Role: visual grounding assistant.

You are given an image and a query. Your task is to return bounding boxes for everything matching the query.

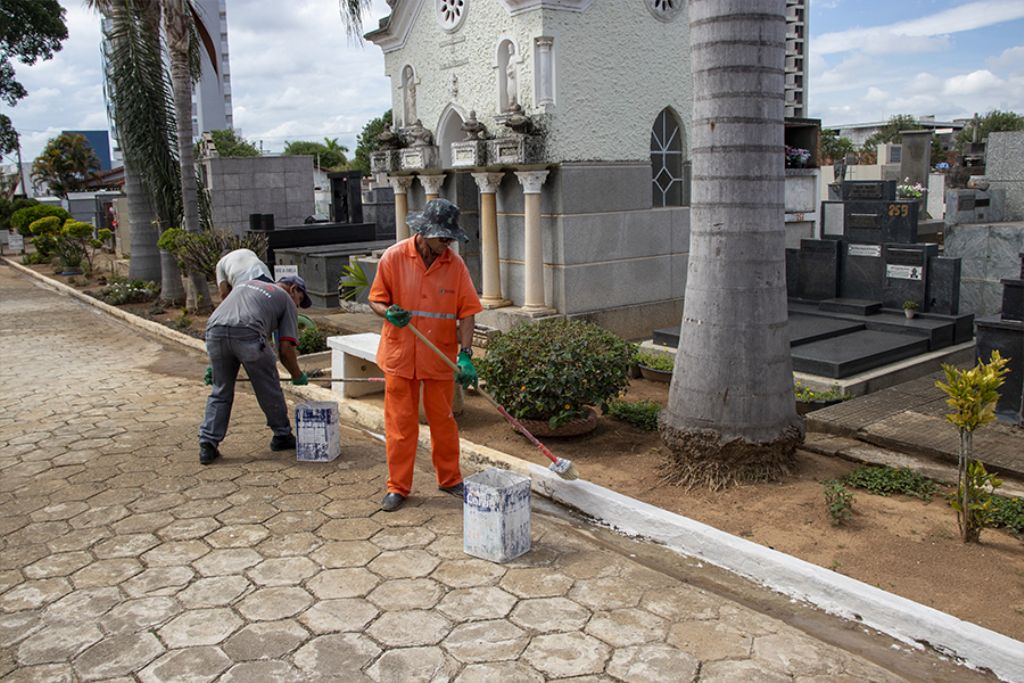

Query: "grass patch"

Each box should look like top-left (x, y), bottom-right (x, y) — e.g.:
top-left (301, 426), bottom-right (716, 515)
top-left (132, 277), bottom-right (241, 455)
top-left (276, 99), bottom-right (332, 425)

top-left (605, 398), bottom-right (660, 431)
top-left (841, 465), bottom-right (937, 501)
top-left (990, 495), bottom-right (1024, 536)
top-left (635, 351), bottom-right (674, 373)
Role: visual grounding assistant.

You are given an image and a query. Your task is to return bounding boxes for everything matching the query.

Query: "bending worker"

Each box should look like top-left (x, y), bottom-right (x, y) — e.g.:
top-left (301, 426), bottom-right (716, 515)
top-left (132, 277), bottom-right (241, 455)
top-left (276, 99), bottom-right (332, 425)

top-left (199, 275), bottom-right (312, 465)
top-left (369, 198), bottom-right (482, 512)
top-left (216, 247), bottom-right (272, 300)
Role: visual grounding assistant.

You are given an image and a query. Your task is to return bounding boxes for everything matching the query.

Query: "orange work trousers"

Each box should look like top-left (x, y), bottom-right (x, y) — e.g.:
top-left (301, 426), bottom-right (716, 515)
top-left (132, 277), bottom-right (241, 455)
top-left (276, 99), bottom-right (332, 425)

top-left (384, 373), bottom-right (462, 496)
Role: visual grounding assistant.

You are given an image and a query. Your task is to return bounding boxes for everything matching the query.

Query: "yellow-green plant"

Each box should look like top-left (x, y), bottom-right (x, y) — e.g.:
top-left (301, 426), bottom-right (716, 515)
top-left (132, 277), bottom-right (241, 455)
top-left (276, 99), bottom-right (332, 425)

top-left (935, 351), bottom-right (1010, 542)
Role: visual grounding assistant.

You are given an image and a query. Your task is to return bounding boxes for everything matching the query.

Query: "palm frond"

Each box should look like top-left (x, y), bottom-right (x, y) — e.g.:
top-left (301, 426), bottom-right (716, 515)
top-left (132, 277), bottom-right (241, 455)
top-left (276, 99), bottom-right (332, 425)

top-left (339, 0), bottom-right (373, 40)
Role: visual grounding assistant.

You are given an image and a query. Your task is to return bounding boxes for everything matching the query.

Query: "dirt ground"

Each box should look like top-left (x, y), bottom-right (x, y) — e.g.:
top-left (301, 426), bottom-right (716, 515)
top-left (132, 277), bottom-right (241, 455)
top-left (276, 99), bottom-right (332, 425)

top-left (28, 264), bottom-right (1024, 642)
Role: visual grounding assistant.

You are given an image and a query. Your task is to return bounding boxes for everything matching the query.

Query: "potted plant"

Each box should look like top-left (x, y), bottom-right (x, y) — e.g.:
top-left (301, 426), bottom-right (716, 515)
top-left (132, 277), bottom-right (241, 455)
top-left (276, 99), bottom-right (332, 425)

top-left (635, 351), bottom-right (674, 382)
top-left (794, 381), bottom-right (851, 415)
top-left (478, 319), bottom-right (633, 437)
top-left (903, 300), bottom-right (919, 319)
top-left (785, 145), bottom-right (811, 168)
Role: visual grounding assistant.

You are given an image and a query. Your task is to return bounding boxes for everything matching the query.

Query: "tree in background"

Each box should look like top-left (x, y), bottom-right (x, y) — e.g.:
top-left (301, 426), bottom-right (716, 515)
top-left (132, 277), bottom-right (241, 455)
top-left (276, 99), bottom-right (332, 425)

top-left (31, 133), bottom-right (100, 198)
top-left (955, 110), bottom-right (1024, 150)
top-left (283, 138), bottom-right (349, 170)
top-left (819, 130), bottom-right (855, 165)
top-left (203, 128), bottom-right (260, 157)
top-left (0, 0), bottom-right (68, 106)
top-left (352, 110), bottom-right (393, 175)
top-left (860, 114), bottom-right (921, 158)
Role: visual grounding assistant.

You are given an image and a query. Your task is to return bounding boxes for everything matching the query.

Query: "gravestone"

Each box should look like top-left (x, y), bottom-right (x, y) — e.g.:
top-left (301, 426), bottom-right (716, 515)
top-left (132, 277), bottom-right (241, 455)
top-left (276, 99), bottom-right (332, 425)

top-left (839, 242), bottom-right (884, 301)
top-left (899, 130), bottom-right (932, 189)
top-left (881, 243), bottom-right (937, 309)
top-left (796, 239), bottom-right (839, 300)
top-left (821, 201), bottom-right (844, 237)
top-left (976, 254), bottom-right (1024, 423)
top-left (328, 171), bottom-right (364, 224)
top-left (925, 256), bottom-right (962, 316)
top-left (840, 180), bottom-right (896, 201)
top-left (843, 200), bottom-right (918, 244)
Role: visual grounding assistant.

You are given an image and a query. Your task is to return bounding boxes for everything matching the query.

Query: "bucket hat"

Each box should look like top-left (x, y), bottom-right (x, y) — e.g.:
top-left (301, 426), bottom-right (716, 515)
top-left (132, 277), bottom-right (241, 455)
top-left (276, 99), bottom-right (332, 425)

top-left (277, 274), bottom-right (312, 308)
top-left (407, 198), bottom-right (469, 243)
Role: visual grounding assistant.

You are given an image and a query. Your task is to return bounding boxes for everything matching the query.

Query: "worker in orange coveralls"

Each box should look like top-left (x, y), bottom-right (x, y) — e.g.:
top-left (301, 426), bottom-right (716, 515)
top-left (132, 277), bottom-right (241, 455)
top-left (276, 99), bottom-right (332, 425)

top-left (369, 198), bottom-right (483, 512)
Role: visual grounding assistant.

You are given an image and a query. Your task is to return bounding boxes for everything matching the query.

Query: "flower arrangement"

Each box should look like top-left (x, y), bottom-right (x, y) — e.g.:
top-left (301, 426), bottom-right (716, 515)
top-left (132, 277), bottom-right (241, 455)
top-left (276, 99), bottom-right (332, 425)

top-left (896, 178), bottom-right (925, 199)
top-left (785, 145), bottom-right (811, 168)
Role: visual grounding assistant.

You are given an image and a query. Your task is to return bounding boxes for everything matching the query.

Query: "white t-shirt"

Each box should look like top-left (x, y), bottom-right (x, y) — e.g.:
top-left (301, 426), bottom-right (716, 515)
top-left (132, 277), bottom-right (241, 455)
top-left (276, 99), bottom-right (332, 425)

top-left (215, 249), bottom-right (271, 287)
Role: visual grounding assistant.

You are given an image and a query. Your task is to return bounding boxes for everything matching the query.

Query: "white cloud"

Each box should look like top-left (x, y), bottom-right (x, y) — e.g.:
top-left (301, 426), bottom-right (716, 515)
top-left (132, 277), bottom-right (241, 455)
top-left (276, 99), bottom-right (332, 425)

top-left (907, 72), bottom-right (943, 95)
top-left (863, 86), bottom-right (889, 103)
top-left (988, 45), bottom-right (1024, 72)
top-left (942, 69), bottom-right (1006, 96)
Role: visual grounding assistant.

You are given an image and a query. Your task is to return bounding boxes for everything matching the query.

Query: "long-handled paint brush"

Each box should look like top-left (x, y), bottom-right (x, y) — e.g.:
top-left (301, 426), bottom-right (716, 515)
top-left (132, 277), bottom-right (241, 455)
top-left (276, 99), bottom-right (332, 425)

top-left (221, 376), bottom-right (385, 384)
top-left (405, 322), bottom-right (580, 481)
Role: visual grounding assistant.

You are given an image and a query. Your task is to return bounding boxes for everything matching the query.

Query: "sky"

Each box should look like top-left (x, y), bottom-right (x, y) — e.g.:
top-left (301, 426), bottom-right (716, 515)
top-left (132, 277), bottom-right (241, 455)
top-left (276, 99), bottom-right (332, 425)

top-left (3, 0), bottom-right (1023, 166)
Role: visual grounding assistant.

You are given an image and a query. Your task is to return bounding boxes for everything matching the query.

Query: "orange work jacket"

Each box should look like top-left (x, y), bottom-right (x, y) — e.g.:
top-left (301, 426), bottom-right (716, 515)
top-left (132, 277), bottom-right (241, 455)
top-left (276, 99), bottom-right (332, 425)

top-left (369, 237), bottom-right (483, 380)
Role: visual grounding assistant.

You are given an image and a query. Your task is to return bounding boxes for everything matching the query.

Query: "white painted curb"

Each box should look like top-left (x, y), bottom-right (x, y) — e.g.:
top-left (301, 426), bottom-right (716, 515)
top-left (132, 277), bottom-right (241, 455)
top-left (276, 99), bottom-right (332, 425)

top-left (9, 257), bottom-right (1023, 682)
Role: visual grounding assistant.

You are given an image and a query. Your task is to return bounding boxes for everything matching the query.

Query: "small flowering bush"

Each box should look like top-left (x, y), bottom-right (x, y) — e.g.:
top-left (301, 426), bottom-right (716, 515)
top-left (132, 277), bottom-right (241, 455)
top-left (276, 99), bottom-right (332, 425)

top-left (785, 145), bottom-right (811, 167)
top-left (478, 319), bottom-right (633, 429)
top-left (896, 177), bottom-right (925, 199)
top-left (95, 277), bottom-right (159, 305)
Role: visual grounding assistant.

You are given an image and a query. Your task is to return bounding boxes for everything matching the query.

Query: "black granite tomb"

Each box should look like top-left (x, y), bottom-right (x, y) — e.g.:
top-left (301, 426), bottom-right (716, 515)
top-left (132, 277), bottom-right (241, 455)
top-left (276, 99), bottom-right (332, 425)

top-left (838, 241), bottom-right (884, 301)
top-left (328, 171), bottom-right (364, 224)
top-left (881, 243), bottom-right (937, 309)
top-left (843, 200), bottom-right (918, 244)
top-left (796, 239), bottom-right (839, 301)
top-left (251, 222), bottom-right (378, 266)
top-left (925, 256), bottom-right (962, 316)
top-left (791, 329), bottom-right (929, 378)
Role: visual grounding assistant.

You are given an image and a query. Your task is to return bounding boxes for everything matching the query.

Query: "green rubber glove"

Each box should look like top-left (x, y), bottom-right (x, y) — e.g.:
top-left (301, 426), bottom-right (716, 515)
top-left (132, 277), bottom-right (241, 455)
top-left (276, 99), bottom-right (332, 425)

top-left (291, 372), bottom-right (309, 386)
top-left (385, 304), bottom-right (412, 328)
top-left (455, 350), bottom-right (478, 389)
top-left (204, 366), bottom-right (213, 386)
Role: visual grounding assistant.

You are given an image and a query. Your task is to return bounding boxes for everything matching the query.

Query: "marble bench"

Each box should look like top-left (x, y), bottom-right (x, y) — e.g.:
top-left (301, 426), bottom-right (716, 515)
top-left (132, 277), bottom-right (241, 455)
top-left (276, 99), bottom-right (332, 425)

top-left (327, 333), bottom-right (384, 398)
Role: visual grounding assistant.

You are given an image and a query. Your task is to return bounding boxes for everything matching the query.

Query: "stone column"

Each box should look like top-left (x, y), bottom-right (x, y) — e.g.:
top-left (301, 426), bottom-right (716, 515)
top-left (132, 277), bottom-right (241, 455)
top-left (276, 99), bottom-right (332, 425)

top-left (388, 175), bottom-right (414, 242)
top-left (419, 174), bottom-right (446, 202)
top-left (472, 172), bottom-right (509, 308)
top-left (535, 37), bottom-right (555, 107)
top-left (515, 170), bottom-right (550, 311)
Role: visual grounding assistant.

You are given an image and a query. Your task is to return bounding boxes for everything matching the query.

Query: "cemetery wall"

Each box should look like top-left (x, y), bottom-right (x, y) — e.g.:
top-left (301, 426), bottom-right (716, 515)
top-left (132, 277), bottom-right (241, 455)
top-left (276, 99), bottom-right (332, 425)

top-left (945, 222), bottom-right (1024, 317)
top-left (205, 156), bottom-right (314, 234)
top-left (986, 132), bottom-right (1024, 221)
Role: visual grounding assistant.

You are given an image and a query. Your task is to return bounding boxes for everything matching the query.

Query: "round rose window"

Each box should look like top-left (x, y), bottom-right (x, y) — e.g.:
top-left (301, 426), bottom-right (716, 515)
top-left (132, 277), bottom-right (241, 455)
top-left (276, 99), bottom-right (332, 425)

top-left (437, 0), bottom-right (467, 31)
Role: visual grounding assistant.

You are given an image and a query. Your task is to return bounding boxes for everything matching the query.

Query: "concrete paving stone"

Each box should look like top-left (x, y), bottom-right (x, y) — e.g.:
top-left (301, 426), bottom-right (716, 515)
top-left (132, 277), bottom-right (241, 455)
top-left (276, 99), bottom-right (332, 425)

top-left (556, 548), bottom-right (624, 580)
top-left (366, 645), bottom-right (459, 683)
top-left (141, 540), bottom-right (210, 566)
top-left (24, 552), bottom-right (93, 579)
top-left (499, 567), bottom-right (574, 598)
top-left (307, 568), bottom-right (380, 599)
top-left (272, 493), bottom-right (329, 512)
top-left (192, 548), bottom-right (262, 576)
top-left (366, 610), bottom-right (452, 647)
top-left (321, 498), bottom-right (381, 519)
top-left (16, 623), bottom-right (103, 666)
top-left (184, 481), bottom-right (238, 500)
top-left (299, 598), bottom-right (379, 634)
top-left (41, 587), bottom-right (121, 626)
top-left (221, 619), bottom-right (309, 661)
top-left (293, 633), bottom-right (381, 675)
top-left (585, 608), bottom-right (668, 648)
top-left (666, 619), bottom-right (751, 660)
top-left (310, 541), bottom-right (381, 568)
top-left (717, 604), bottom-right (783, 636)
top-left (29, 502), bottom-right (89, 522)
top-left (2, 663), bottom-right (75, 683)
top-left (0, 611), bottom-right (42, 648)
top-left (86, 488), bottom-right (143, 508)
top-left (370, 526), bottom-right (436, 551)
top-left (442, 619), bottom-right (529, 663)
top-left (158, 607), bottom-right (242, 647)
top-left (69, 557), bottom-right (141, 589)
top-left (522, 632), bottom-right (611, 679)
top-left (219, 660), bottom-right (304, 683)
top-left (640, 586), bottom-right (720, 622)
top-left (156, 517), bottom-right (219, 541)
top-left (205, 524), bottom-right (270, 548)
top-left (510, 597), bottom-right (591, 633)
top-left (129, 493), bottom-right (188, 514)
top-left (247, 557), bottom-right (319, 586)
top-left (752, 631), bottom-right (845, 677)
top-left (172, 499), bottom-right (232, 519)
top-left (237, 586), bottom-right (313, 621)
top-left (263, 510), bottom-right (326, 534)
top-left (111, 512), bottom-right (175, 535)
top-left (8, 522), bottom-right (70, 547)
top-left (194, 465), bottom-right (246, 483)
top-left (0, 578), bottom-right (72, 611)
top-left (366, 578), bottom-right (445, 611)
top-left (454, 661), bottom-right (545, 683)
top-left (235, 472), bottom-right (288, 488)
top-left (0, 515), bottom-right (29, 537)
top-left (92, 533), bottom-right (160, 559)
top-left (370, 506), bottom-right (435, 528)
top-left (255, 531), bottom-right (321, 558)
top-left (121, 566), bottom-right (194, 597)
top-left (319, 517), bottom-right (383, 541)
top-left (72, 632), bottom-right (165, 681)
top-left (833, 655), bottom-right (907, 682)
top-left (569, 576), bottom-right (645, 611)
top-left (423, 535), bottom-right (464, 560)
top-left (699, 659), bottom-right (791, 683)
top-left (367, 550), bottom-right (440, 579)
top-left (437, 586), bottom-right (518, 622)
top-left (100, 596), bottom-right (181, 635)
top-left (430, 559), bottom-right (507, 589)
top-left (605, 643), bottom-right (701, 683)
top-left (177, 575), bottom-right (251, 608)
top-left (502, 540), bottom-right (562, 569)
top-left (142, 477), bottom-right (199, 495)
top-left (279, 477), bottom-right (331, 494)
top-left (138, 645), bottom-right (232, 683)
top-left (0, 570), bottom-right (22, 594)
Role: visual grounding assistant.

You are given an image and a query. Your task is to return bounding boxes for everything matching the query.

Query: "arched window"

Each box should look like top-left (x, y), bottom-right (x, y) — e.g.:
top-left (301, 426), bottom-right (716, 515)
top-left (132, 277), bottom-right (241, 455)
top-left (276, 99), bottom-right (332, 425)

top-left (651, 108), bottom-right (688, 207)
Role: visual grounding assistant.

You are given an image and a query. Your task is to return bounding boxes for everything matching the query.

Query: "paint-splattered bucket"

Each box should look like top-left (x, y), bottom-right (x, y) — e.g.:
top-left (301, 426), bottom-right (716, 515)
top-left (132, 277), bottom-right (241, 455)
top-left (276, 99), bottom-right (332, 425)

top-left (463, 468), bottom-right (531, 563)
top-left (295, 402), bottom-right (341, 462)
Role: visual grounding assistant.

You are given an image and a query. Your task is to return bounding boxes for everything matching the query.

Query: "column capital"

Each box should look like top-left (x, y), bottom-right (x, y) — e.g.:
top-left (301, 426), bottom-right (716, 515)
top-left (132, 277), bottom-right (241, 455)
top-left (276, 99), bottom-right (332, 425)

top-left (514, 170), bottom-right (549, 194)
top-left (535, 36), bottom-right (554, 50)
top-left (418, 173), bottom-right (447, 196)
top-left (388, 175), bottom-right (414, 194)
top-left (471, 172), bottom-right (504, 194)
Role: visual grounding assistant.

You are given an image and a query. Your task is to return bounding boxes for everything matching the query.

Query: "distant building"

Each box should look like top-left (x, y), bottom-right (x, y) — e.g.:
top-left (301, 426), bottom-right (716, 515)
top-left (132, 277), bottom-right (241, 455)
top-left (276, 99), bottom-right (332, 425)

top-left (63, 130), bottom-right (112, 171)
top-left (825, 117), bottom-right (965, 148)
top-left (785, 0), bottom-right (809, 118)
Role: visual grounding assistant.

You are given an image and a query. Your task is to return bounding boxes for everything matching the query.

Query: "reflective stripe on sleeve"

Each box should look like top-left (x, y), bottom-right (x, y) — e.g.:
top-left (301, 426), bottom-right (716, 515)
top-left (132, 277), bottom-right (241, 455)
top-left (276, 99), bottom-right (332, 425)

top-left (409, 310), bottom-right (458, 320)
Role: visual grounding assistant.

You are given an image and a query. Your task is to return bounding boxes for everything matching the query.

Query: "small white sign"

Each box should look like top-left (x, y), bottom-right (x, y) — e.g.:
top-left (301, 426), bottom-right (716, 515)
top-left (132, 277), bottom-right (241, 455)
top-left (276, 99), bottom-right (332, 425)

top-left (886, 264), bottom-right (923, 281)
top-left (274, 264), bottom-right (298, 281)
top-left (7, 231), bottom-right (24, 253)
top-left (848, 244), bottom-right (881, 258)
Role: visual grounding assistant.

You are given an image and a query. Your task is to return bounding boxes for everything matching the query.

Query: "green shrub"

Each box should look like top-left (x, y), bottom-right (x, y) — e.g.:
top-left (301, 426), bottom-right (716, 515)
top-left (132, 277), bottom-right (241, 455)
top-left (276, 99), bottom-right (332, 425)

top-left (479, 319), bottom-right (633, 429)
top-left (298, 326), bottom-right (328, 355)
top-left (990, 495), bottom-right (1024, 536)
top-left (794, 381), bottom-right (851, 403)
top-left (605, 398), bottom-right (661, 431)
top-left (949, 460), bottom-right (1003, 542)
top-left (841, 465), bottom-right (937, 501)
top-left (635, 351), bottom-right (674, 372)
top-left (823, 479), bottom-right (854, 526)
top-left (95, 277), bottom-right (158, 305)
top-left (162, 229), bottom-right (270, 278)
top-left (339, 261), bottom-right (369, 301)
top-left (10, 204), bottom-right (69, 236)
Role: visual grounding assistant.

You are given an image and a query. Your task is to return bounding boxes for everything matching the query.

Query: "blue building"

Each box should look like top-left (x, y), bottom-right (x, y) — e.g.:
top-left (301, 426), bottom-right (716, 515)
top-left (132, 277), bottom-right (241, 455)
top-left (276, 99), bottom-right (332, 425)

top-left (63, 130), bottom-right (112, 171)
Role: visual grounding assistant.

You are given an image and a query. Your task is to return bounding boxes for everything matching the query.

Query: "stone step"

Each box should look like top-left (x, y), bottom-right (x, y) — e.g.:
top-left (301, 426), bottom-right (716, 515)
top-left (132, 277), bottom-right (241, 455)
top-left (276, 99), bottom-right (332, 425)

top-left (791, 329), bottom-right (930, 379)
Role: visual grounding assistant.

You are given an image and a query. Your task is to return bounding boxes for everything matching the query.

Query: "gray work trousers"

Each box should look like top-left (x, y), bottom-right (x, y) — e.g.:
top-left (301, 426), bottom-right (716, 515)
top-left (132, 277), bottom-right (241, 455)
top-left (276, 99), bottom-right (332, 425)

top-left (199, 325), bottom-right (292, 446)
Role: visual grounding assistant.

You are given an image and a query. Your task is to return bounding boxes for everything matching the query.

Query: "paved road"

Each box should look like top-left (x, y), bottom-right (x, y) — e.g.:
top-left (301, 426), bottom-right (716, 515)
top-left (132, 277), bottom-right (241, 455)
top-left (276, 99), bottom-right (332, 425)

top-left (0, 264), bottom-right (986, 682)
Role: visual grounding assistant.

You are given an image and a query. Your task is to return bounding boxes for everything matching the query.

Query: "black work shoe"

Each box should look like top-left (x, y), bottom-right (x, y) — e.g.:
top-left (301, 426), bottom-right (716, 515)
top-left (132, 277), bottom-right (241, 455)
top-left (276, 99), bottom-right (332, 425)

top-left (270, 433), bottom-right (296, 451)
top-left (439, 482), bottom-right (465, 497)
top-left (380, 492), bottom-right (406, 512)
top-left (199, 442), bottom-right (221, 465)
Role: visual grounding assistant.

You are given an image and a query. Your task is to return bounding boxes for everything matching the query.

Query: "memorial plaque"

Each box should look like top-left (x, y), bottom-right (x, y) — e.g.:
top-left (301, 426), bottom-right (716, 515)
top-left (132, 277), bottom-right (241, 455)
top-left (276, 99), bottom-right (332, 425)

top-left (796, 239), bottom-right (839, 301)
top-left (840, 180), bottom-right (896, 201)
top-left (843, 200), bottom-right (918, 244)
top-left (821, 201), bottom-right (844, 237)
top-left (399, 146), bottom-right (439, 171)
top-left (369, 149), bottom-right (399, 174)
top-left (486, 135), bottom-right (544, 165)
top-left (839, 241), bottom-right (884, 301)
top-left (881, 243), bottom-right (937, 309)
top-left (926, 256), bottom-right (961, 315)
top-left (451, 140), bottom-right (487, 168)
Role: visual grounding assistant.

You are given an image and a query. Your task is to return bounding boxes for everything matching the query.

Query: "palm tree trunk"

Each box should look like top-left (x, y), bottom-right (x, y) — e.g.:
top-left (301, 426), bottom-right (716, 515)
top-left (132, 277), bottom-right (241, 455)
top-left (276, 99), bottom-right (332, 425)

top-left (160, 249), bottom-right (185, 305)
top-left (124, 160), bottom-right (161, 282)
top-left (659, 0), bottom-right (801, 489)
